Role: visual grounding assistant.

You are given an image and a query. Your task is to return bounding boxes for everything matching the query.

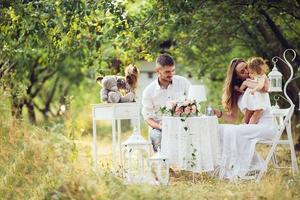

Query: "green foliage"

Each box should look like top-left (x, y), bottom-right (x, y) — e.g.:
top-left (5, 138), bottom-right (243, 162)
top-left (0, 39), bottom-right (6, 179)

top-left (0, 0), bottom-right (140, 122)
top-left (1, 0), bottom-right (299, 123)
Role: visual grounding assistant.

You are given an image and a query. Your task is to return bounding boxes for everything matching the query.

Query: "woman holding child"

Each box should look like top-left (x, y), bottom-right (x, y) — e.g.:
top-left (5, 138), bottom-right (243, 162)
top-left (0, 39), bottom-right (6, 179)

top-left (213, 58), bottom-right (277, 181)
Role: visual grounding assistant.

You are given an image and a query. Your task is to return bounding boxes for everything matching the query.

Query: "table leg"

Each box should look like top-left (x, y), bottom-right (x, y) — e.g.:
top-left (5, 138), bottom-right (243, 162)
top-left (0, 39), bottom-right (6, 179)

top-left (128, 149), bottom-right (132, 182)
top-left (112, 119), bottom-right (116, 174)
top-left (137, 116), bottom-right (141, 135)
top-left (117, 119), bottom-right (122, 169)
top-left (93, 119), bottom-right (97, 170)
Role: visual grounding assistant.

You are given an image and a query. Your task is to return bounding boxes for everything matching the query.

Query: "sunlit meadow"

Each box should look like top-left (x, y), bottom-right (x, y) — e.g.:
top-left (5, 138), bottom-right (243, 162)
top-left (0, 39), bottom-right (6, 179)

top-left (0, 83), bottom-right (299, 200)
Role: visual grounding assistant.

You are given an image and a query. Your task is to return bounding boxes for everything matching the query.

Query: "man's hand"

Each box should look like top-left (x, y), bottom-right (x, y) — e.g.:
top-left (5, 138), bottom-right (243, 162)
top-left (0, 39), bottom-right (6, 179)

top-left (158, 121), bottom-right (162, 130)
top-left (146, 118), bottom-right (162, 130)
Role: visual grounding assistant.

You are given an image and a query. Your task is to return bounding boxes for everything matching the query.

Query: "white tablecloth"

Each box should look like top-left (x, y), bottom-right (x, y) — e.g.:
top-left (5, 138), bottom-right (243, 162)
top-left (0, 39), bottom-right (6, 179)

top-left (161, 116), bottom-right (220, 172)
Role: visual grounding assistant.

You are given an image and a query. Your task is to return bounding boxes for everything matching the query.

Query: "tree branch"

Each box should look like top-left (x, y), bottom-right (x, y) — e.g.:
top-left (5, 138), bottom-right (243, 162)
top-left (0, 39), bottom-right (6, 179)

top-left (44, 76), bottom-right (60, 112)
top-left (266, 4), bottom-right (300, 20)
top-left (259, 9), bottom-right (300, 66)
top-left (0, 60), bottom-right (16, 79)
top-left (31, 69), bottom-right (57, 98)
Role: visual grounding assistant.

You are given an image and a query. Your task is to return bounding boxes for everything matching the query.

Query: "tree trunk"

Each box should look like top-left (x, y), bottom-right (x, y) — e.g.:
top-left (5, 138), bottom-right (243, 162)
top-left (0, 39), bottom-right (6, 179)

top-left (11, 93), bottom-right (24, 119)
top-left (256, 16), bottom-right (300, 107)
top-left (42, 76), bottom-right (60, 120)
top-left (57, 84), bottom-right (71, 116)
top-left (240, 22), bottom-right (270, 59)
top-left (25, 100), bottom-right (36, 124)
top-left (259, 9), bottom-right (300, 67)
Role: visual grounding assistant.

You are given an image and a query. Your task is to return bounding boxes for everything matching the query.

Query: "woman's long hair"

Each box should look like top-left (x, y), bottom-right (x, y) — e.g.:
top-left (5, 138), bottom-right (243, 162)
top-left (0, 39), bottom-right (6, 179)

top-left (222, 58), bottom-right (245, 113)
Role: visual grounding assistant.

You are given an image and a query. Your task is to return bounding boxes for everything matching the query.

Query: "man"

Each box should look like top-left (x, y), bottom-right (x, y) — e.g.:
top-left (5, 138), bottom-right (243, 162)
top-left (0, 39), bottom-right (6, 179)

top-left (142, 53), bottom-right (191, 152)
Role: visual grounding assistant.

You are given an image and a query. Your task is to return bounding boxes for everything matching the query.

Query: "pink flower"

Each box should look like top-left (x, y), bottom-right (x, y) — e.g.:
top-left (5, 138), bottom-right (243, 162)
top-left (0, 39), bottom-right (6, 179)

top-left (175, 107), bottom-right (183, 115)
top-left (184, 106), bottom-right (191, 114)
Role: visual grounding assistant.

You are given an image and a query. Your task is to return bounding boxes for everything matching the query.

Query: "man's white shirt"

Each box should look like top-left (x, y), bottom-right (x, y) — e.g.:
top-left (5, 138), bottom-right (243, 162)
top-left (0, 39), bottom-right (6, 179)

top-left (142, 75), bottom-right (191, 122)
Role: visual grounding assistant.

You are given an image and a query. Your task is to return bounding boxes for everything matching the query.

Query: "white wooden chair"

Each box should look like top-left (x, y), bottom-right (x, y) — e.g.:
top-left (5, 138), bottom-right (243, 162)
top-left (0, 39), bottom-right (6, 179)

top-left (255, 106), bottom-right (299, 182)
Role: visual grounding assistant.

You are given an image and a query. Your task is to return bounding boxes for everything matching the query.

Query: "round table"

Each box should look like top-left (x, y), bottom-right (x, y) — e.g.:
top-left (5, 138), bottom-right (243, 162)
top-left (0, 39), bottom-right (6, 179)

top-left (161, 116), bottom-right (220, 172)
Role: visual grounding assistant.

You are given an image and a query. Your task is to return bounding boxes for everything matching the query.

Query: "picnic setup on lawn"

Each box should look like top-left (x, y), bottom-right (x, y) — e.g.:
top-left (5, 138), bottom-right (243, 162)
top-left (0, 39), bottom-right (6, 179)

top-left (92, 49), bottom-right (300, 185)
top-left (2, 1), bottom-right (300, 199)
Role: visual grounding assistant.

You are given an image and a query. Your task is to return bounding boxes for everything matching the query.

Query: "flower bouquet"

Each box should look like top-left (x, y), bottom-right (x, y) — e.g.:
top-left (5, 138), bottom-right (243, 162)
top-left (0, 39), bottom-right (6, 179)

top-left (159, 98), bottom-right (199, 117)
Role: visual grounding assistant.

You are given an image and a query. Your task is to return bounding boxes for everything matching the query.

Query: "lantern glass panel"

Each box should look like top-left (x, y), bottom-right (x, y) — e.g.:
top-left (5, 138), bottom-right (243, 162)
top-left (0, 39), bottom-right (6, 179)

top-left (277, 78), bottom-right (282, 88)
top-left (149, 160), bottom-right (169, 185)
top-left (271, 79), bottom-right (276, 87)
top-left (123, 147), bottom-right (149, 183)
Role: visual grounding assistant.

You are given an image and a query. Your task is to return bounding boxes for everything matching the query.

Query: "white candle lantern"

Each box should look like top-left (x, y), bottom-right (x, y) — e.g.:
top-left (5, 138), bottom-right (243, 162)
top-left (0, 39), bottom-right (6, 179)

top-left (148, 149), bottom-right (170, 185)
top-left (268, 64), bottom-right (283, 92)
top-left (188, 85), bottom-right (207, 102)
top-left (122, 127), bottom-right (152, 184)
top-left (188, 85), bottom-right (207, 114)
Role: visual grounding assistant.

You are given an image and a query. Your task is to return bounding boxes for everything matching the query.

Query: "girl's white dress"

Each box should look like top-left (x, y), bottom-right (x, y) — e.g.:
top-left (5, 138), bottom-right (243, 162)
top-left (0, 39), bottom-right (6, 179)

top-left (239, 75), bottom-right (271, 111)
top-left (218, 95), bottom-right (276, 181)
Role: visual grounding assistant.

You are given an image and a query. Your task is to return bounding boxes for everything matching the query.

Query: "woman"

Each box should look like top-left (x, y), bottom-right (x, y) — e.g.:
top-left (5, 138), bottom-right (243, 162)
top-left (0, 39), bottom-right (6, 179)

top-left (213, 58), bottom-right (277, 181)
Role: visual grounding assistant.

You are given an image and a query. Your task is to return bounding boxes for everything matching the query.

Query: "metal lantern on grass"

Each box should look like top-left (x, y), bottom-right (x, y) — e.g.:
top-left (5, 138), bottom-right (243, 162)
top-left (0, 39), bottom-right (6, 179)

top-left (148, 149), bottom-right (170, 185)
top-left (268, 64), bottom-right (283, 92)
top-left (122, 127), bottom-right (152, 184)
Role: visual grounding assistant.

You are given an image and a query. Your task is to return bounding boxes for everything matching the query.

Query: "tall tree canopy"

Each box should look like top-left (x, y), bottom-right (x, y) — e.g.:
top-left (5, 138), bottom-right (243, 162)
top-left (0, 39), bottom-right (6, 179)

top-left (1, 0), bottom-right (299, 129)
top-left (0, 0), bottom-right (135, 122)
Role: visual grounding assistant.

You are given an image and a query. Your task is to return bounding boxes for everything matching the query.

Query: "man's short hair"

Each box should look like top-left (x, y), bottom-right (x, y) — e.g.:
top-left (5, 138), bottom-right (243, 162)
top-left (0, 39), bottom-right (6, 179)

top-left (156, 53), bottom-right (174, 67)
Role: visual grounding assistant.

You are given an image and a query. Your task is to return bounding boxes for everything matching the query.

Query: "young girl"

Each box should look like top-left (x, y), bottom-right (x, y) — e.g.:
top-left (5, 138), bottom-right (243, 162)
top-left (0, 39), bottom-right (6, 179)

top-left (239, 57), bottom-right (271, 124)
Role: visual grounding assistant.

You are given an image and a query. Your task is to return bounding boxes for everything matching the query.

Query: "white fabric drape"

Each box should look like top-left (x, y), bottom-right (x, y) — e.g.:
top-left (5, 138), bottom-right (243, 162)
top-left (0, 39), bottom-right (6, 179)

top-left (218, 97), bottom-right (277, 180)
top-left (161, 116), bottom-right (220, 172)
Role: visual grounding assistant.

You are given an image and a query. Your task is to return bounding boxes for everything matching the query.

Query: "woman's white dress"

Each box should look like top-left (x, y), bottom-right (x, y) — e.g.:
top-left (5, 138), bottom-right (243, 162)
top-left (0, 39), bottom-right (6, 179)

top-left (239, 76), bottom-right (271, 111)
top-left (218, 96), bottom-right (277, 181)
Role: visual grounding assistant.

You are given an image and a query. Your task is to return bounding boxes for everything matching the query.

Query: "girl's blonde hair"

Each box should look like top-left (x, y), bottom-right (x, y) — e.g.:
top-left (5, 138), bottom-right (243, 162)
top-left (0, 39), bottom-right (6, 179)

top-left (125, 64), bottom-right (139, 92)
top-left (247, 57), bottom-right (268, 75)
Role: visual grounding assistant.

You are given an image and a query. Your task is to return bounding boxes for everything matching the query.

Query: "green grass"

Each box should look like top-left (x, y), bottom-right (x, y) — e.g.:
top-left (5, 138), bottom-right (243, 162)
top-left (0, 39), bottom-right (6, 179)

top-left (1, 91), bottom-right (300, 200)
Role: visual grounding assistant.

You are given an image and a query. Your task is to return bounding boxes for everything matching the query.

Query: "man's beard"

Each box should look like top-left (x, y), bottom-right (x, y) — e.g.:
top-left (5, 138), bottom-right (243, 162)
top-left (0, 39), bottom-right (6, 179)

top-left (162, 76), bottom-right (172, 83)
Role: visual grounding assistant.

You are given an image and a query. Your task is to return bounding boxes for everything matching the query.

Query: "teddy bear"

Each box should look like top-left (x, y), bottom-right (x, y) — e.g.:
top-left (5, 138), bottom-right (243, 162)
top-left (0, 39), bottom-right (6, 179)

top-left (96, 65), bottom-right (139, 103)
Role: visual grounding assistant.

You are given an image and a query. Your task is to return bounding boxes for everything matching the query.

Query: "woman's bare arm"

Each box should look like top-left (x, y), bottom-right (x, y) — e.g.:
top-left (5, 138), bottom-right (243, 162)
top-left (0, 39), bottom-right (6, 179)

top-left (261, 78), bottom-right (269, 92)
top-left (213, 107), bottom-right (239, 123)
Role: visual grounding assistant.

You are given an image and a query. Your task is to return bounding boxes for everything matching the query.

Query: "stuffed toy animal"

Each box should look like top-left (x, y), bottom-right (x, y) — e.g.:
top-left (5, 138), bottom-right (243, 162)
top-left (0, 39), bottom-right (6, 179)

top-left (96, 65), bottom-right (139, 103)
